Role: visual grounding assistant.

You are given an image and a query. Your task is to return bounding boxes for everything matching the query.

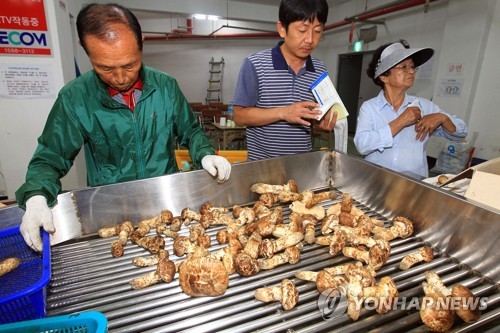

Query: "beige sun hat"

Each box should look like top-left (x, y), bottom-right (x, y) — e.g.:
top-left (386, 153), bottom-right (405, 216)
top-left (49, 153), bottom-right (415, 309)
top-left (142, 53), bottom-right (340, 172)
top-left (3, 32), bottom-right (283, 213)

top-left (374, 42), bottom-right (434, 79)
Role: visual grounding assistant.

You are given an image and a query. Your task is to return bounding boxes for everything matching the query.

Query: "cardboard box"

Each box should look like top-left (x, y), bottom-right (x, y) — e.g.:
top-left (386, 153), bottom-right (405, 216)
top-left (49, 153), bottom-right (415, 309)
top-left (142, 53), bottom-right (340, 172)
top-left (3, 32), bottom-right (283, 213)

top-left (440, 157), bottom-right (500, 210)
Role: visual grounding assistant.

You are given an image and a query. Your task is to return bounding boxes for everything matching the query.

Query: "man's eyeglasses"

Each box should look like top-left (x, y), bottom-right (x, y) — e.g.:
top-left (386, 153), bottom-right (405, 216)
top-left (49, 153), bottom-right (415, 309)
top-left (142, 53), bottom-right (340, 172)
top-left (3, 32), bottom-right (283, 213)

top-left (393, 65), bottom-right (418, 72)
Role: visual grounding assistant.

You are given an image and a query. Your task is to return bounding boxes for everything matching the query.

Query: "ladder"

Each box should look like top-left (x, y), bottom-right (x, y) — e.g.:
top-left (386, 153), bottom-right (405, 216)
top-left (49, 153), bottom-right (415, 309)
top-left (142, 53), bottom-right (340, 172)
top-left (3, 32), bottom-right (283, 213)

top-left (205, 57), bottom-right (224, 104)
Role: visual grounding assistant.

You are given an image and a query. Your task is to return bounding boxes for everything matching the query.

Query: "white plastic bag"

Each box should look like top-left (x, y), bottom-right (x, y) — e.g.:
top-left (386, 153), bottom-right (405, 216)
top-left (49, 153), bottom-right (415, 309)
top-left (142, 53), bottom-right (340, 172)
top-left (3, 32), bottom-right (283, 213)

top-left (430, 135), bottom-right (476, 174)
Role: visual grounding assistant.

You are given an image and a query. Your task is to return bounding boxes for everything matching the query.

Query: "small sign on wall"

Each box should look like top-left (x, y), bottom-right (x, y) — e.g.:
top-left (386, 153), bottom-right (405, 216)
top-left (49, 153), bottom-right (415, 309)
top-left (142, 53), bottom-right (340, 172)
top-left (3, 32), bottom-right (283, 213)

top-left (446, 63), bottom-right (465, 76)
top-left (438, 78), bottom-right (464, 97)
top-left (0, 63), bottom-right (55, 98)
top-left (0, 0), bottom-right (52, 56)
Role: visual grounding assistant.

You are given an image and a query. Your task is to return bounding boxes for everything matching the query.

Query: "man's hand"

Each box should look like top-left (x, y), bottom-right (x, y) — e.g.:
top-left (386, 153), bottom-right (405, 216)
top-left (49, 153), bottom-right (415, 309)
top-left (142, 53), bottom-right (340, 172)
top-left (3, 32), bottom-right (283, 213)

top-left (20, 195), bottom-right (55, 252)
top-left (314, 110), bottom-right (339, 131)
top-left (201, 155), bottom-right (231, 183)
top-left (281, 101), bottom-right (322, 126)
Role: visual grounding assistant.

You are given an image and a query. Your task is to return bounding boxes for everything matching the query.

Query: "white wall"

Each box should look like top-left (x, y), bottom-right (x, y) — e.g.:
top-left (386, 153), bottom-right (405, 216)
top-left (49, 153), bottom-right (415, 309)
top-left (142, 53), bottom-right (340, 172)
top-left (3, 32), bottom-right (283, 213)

top-left (450, 0), bottom-right (500, 160)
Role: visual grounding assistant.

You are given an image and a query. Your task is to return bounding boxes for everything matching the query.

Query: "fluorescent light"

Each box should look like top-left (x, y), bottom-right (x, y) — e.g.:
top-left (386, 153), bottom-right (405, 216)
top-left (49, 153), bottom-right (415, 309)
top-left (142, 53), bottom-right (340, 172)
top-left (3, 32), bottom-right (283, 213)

top-left (193, 14), bottom-right (207, 20)
top-left (207, 15), bottom-right (219, 21)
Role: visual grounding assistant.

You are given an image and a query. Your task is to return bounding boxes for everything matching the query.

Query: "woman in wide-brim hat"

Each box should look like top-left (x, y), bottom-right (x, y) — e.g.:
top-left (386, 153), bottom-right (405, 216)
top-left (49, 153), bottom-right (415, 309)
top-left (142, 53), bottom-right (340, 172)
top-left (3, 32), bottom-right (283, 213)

top-left (353, 42), bottom-right (468, 178)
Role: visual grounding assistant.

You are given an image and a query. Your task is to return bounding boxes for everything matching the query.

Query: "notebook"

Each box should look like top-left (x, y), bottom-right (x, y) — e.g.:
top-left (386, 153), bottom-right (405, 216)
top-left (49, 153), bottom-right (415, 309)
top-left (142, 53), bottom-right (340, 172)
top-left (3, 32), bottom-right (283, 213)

top-left (310, 72), bottom-right (349, 122)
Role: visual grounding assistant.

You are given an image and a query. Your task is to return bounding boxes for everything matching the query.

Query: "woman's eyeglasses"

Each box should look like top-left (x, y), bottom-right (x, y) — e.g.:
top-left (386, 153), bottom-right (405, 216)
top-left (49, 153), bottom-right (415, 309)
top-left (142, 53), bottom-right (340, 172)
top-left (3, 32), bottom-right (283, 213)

top-left (393, 65), bottom-right (418, 72)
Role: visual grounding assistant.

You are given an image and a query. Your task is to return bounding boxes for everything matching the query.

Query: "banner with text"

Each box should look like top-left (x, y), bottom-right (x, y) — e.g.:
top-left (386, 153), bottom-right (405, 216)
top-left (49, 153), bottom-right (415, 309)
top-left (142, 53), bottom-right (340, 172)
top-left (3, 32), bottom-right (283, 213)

top-left (0, 0), bottom-right (52, 56)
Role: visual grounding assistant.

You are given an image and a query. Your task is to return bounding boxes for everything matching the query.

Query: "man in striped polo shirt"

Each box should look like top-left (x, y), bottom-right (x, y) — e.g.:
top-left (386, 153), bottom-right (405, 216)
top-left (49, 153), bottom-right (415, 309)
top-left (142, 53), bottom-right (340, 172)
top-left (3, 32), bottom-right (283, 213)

top-left (233, 0), bottom-right (344, 161)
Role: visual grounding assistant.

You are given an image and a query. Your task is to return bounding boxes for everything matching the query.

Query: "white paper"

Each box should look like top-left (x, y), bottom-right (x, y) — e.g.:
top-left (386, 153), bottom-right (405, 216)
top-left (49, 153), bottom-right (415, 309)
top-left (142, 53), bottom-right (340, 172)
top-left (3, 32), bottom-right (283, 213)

top-left (310, 72), bottom-right (349, 121)
top-left (0, 63), bottom-right (55, 99)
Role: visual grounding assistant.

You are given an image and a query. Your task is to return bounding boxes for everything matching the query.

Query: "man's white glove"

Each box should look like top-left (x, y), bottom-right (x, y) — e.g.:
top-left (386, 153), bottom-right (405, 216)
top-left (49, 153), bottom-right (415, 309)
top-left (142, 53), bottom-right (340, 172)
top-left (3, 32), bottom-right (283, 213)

top-left (201, 155), bottom-right (231, 183)
top-left (20, 195), bottom-right (55, 252)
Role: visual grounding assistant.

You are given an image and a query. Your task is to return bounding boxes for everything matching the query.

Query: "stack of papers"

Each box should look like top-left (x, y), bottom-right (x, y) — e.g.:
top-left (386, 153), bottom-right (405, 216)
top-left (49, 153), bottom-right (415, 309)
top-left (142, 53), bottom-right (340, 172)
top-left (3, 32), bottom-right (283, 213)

top-left (310, 72), bottom-right (349, 122)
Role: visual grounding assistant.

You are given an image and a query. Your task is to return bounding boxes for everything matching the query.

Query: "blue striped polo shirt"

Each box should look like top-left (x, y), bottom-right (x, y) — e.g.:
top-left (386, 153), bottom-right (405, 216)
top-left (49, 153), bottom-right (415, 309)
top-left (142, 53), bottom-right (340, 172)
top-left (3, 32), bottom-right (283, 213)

top-left (233, 41), bottom-right (327, 161)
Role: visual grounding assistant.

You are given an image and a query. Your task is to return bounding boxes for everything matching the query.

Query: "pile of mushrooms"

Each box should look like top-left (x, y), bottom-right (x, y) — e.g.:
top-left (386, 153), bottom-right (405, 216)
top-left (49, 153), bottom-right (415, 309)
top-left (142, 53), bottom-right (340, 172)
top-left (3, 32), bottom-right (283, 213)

top-left (96, 178), bottom-right (472, 327)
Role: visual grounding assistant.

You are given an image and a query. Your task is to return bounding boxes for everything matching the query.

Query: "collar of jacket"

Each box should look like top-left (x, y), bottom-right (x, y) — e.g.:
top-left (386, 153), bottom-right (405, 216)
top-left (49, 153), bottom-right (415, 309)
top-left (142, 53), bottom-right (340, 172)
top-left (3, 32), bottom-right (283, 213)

top-left (271, 40), bottom-right (316, 72)
top-left (96, 65), bottom-right (156, 109)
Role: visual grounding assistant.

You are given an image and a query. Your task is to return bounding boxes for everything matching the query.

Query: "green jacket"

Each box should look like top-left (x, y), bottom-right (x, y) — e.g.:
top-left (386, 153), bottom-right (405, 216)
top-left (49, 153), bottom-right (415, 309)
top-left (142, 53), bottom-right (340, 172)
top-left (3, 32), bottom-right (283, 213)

top-left (16, 65), bottom-right (214, 209)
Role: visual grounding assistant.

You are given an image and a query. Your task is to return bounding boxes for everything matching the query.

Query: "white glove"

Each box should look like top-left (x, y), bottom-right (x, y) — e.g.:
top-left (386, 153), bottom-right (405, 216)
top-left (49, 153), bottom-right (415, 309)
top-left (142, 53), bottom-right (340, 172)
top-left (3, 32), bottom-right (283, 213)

top-left (20, 195), bottom-right (55, 252)
top-left (201, 155), bottom-right (231, 183)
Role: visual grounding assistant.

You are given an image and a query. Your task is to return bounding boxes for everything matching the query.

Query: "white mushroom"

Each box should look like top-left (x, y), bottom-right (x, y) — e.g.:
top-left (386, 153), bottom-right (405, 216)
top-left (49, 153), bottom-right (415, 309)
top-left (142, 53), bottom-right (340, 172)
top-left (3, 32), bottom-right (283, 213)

top-left (289, 200), bottom-right (325, 220)
top-left (257, 246), bottom-right (301, 270)
top-left (254, 279), bottom-right (299, 311)
top-left (399, 246), bottom-right (434, 270)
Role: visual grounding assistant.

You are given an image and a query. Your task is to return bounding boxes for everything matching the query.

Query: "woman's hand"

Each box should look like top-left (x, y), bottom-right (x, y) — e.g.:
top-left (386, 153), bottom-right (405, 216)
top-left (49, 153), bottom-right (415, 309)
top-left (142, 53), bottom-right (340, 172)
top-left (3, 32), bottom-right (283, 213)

top-left (402, 106), bottom-right (422, 126)
top-left (414, 113), bottom-right (452, 141)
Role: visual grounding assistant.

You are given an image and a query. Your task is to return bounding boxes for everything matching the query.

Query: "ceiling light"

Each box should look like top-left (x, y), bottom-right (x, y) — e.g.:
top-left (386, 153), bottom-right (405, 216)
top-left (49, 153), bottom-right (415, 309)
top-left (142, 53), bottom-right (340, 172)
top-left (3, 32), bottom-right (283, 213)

top-left (207, 15), bottom-right (219, 21)
top-left (193, 14), bottom-right (207, 20)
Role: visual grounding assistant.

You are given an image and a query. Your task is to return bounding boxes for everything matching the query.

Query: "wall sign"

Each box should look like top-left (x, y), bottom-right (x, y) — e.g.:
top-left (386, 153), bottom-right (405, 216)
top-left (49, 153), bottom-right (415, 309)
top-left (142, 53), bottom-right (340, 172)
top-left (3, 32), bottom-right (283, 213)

top-left (0, 63), bottom-right (55, 98)
top-left (0, 0), bottom-right (52, 56)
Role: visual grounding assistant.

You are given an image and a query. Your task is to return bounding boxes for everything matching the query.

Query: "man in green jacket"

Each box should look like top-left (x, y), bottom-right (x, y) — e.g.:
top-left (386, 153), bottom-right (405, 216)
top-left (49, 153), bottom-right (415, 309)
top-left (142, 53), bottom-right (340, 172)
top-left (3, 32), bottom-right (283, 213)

top-left (16, 3), bottom-right (231, 252)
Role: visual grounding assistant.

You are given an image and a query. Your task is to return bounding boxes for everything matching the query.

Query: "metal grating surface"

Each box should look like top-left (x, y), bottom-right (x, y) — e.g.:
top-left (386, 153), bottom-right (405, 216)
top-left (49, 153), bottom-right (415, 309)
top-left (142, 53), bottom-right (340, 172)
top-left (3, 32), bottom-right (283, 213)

top-left (46, 188), bottom-right (500, 332)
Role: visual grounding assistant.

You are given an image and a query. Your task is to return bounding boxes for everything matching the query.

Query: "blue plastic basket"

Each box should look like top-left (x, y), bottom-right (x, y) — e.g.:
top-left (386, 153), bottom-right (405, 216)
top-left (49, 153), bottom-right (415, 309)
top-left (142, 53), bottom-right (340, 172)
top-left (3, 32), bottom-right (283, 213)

top-left (0, 311), bottom-right (107, 333)
top-left (0, 226), bottom-right (50, 324)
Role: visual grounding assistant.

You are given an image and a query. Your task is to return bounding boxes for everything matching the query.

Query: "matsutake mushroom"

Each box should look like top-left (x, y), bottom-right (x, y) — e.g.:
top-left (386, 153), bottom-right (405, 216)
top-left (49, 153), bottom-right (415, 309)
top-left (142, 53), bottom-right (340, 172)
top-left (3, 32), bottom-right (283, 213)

top-left (233, 206), bottom-right (256, 226)
top-left (129, 215), bottom-right (162, 242)
top-left (340, 193), bottom-right (353, 212)
top-left (295, 269), bottom-right (347, 293)
top-left (129, 250), bottom-right (176, 290)
top-left (344, 264), bottom-right (376, 320)
top-left (251, 206), bottom-right (282, 237)
top-left (258, 246), bottom-right (301, 270)
top-left (272, 212), bottom-right (304, 237)
top-left (362, 276), bottom-right (398, 314)
top-left (451, 284), bottom-right (481, 323)
top-left (110, 221), bottom-right (134, 257)
top-left (254, 279), bottom-right (299, 311)
top-left (189, 224), bottom-right (205, 243)
top-left (253, 201), bottom-right (272, 218)
top-left (235, 252), bottom-right (260, 277)
top-left (156, 224), bottom-right (179, 239)
top-left (372, 216), bottom-right (414, 241)
top-left (399, 246), bottom-right (434, 270)
top-left (212, 239), bottom-right (241, 275)
top-left (0, 257), bottom-right (21, 277)
top-left (423, 271), bottom-right (451, 298)
top-left (302, 214), bottom-right (318, 244)
top-left (178, 256), bottom-right (229, 297)
top-left (243, 233), bottom-right (262, 259)
top-left (300, 190), bottom-right (337, 209)
top-left (250, 180), bottom-right (298, 194)
top-left (420, 295), bottom-right (454, 332)
top-left (134, 235), bottom-right (165, 254)
top-left (173, 236), bottom-right (197, 257)
top-left (321, 214), bottom-right (339, 235)
top-left (258, 193), bottom-right (279, 207)
top-left (339, 212), bottom-right (357, 228)
top-left (259, 231), bottom-right (304, 259)
top-left (289, 200), bottom-right (325, 220)
top-left (199, 202), bottom-right (229, 215)
top-left (181, 208), bottom-right (201, 226)
top-left (342, 240), bottom-right (390, 271)
top-left (420, 270), bottom-right (454, 332)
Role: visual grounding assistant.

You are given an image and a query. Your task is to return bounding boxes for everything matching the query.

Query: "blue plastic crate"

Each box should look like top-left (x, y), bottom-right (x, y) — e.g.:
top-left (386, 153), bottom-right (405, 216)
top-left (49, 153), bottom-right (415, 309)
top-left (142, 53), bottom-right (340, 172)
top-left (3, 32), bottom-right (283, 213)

top-left (0, 226), bottom-right (50, 324)
top-left (0, 311), bottom-right (107, 333)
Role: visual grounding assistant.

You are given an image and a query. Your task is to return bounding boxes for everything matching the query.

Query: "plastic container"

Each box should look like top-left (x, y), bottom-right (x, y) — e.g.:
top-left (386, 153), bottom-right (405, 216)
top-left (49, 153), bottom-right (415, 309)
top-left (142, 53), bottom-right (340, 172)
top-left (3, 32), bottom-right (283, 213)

top-left (0, 226), bottom-right (50, 324)
top-left (0, 311), bottom-right (107, 333)
top-left (227, 100), bottom-right (234, 121)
